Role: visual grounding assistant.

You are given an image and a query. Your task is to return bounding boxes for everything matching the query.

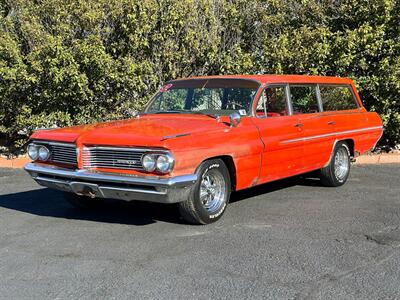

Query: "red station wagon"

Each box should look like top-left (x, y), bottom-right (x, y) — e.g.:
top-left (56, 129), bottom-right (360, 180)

top-left (25, 75), bottom-right (383, 224)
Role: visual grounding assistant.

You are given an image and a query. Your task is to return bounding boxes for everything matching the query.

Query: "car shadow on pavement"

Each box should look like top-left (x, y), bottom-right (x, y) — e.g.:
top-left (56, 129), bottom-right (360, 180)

top-left (0, 188), bottom-right (183, 226)
top-left (0, 174), bottom-right (323, 225)
top-left (230, 174), bottom-right (322, 203)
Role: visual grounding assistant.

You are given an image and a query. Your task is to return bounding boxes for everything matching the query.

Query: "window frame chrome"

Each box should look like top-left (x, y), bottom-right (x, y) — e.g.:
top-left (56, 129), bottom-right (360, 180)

top-left (143, 78), bottom-right (263, 117)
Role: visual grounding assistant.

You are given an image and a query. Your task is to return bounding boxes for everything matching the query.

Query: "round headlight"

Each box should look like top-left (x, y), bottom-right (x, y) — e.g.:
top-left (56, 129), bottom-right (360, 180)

top-left (142, 154), bottom-right (156, 172)
top-left (156, 154), bottom-right (174, 174)
top-left (38, 146), bottom-right (50, 161)
top-left (27, 144), bottom-right (39, 161)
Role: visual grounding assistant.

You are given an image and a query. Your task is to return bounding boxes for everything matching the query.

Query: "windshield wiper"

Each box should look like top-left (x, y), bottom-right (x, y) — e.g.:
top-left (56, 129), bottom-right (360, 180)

top-left (189, 111), bottom-right (220, 119)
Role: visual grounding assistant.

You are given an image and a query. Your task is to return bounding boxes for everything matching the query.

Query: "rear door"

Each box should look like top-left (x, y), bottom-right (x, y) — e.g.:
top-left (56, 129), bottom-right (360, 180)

top-left (252, 85), bottom-right (304, 183)
top-left (288, 84), bottom-right (334, 170)
top-left (319, 84), bottom-right (367, 133)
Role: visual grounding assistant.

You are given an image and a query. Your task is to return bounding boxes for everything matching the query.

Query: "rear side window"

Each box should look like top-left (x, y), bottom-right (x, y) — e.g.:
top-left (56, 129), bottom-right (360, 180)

top-left (319, 85), bottom-right (358, 111)
top-left (290, 85), bottom-right (320, 114)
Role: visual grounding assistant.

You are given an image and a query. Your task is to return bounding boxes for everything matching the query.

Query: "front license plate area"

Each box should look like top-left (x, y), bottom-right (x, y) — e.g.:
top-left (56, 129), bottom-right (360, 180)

top-left (69, 182), bottom-right (103, 198)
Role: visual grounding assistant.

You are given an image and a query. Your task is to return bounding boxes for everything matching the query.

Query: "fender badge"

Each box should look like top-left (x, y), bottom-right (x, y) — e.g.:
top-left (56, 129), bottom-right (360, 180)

top-left (161, 133), bottom-right (191, 141)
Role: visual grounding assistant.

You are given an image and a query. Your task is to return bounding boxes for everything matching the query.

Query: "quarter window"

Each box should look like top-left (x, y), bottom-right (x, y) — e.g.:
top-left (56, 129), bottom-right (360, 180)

top-left (290, 85), bottom-right (320, 114)
top-left (256, 86), bottom-right (288, 117)
top-left (319, 85), bottom-right (358, 111)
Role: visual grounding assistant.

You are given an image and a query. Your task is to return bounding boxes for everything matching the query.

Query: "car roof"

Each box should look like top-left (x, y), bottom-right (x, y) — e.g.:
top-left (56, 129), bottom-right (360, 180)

top-left (172, 74), bottom-right (353, 85)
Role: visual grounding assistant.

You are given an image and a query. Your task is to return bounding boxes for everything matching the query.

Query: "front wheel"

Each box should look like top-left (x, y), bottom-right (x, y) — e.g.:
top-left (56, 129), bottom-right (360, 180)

top-left (320, 141), bottom-right (351, 187)
top-left (178, 159), bottom-right (231, 224)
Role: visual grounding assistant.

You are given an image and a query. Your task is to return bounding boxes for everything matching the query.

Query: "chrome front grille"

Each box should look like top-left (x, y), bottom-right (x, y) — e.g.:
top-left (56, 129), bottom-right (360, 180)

top-left (82, 147), bottom-right (146, 170)
top-left (34, 141), bottom-right (77, 165)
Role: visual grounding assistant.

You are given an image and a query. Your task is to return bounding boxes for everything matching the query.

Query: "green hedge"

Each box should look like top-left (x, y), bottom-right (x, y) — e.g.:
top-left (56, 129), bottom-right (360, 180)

top-left (1, 0), bottom-right (399, 155)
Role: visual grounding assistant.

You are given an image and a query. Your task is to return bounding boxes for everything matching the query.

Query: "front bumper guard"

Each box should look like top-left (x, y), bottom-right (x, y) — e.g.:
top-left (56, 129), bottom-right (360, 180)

top-left (24, 163), bottom-right (197, 204)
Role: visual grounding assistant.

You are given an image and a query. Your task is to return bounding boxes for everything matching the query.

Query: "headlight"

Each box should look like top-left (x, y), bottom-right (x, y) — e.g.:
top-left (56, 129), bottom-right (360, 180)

top-left (142, 154), bottom-right (156, 172)
top-left (27, 144), bottom-right (39, 161)
top-left (156, 154), bottom-right (174, 174)
top-left (38, 146), bottom-right (50, 161)
top-left (142, 152), bottom-right (175, 173)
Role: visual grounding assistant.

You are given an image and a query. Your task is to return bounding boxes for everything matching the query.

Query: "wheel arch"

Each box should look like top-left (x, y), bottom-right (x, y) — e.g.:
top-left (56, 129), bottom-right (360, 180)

top-left (200, 155), bottom-right (237, 191)
top-left (324, 138), bottom-right (355, 167)
top-left (342, 138), bottom-right (355, 157)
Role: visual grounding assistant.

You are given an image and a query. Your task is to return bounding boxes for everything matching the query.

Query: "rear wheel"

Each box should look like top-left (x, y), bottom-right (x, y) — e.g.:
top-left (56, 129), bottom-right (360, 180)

top-left (320, 141), bottom-right (351, 187)
top-left (63, 192), bottom-right (103, 209)
top-left (178, 159), bottom-right (231, 224)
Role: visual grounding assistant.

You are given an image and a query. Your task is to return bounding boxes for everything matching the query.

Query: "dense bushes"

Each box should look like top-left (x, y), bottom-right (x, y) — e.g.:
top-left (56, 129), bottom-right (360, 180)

top-left (0, 0), bottom-right (399, 155)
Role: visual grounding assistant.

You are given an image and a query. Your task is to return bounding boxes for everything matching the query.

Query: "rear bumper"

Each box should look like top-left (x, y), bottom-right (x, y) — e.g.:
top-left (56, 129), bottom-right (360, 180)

top-left (24, 163), bottom-right (197, 203)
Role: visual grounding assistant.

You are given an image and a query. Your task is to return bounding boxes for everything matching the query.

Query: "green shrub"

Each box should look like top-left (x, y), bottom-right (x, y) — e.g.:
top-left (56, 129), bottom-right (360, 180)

top-left (0, 0), bottom-right (399, 156)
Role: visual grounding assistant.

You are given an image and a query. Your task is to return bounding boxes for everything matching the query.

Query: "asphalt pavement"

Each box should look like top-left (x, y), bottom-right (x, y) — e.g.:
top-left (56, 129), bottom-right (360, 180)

top-left (0, 165), bottom-right (399, 299)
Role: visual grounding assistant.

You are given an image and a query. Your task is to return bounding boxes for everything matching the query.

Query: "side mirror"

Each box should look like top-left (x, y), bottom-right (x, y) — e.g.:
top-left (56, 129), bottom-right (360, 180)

top-left (229, 112), bottom-right (241, 127)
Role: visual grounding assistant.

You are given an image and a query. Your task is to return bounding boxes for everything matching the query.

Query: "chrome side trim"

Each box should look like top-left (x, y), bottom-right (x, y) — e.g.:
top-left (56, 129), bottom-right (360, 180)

top-left (280, 126), bottom-right (383, 144)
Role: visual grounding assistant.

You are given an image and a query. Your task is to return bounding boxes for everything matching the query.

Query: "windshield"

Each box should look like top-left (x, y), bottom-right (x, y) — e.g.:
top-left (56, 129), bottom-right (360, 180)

top-left (145, 78), bottom-right (260, 116)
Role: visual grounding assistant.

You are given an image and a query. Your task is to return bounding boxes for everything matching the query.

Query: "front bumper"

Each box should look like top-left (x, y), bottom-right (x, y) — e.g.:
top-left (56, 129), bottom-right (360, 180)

top-left (24, 163), bottom-right (197, 203)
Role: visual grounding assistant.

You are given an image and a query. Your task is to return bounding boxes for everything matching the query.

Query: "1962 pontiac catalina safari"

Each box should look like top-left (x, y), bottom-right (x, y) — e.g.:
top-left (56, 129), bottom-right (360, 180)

top-left (25, 75), bottom-right (383, 224)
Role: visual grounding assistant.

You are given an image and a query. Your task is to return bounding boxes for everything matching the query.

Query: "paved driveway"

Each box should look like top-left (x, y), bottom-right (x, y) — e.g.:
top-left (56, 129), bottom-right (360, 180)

top-left (0, 165), bottom-right (399, 299)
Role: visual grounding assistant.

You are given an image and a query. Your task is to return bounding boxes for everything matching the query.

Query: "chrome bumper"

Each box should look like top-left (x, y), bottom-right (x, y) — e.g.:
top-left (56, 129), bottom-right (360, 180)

top-left (24, 163), bottom-right (197, 204)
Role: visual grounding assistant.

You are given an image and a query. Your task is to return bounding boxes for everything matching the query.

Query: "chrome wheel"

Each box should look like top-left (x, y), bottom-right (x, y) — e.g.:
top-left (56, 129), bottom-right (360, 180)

top-left (334, 147), bottom-right (349, 181)
top-left (200, 169), bottom-right (227, 214)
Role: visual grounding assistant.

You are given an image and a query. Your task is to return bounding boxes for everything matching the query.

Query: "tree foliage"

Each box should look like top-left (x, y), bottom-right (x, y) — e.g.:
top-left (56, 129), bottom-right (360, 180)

top-left (0, 0), bottom-right (399, 154)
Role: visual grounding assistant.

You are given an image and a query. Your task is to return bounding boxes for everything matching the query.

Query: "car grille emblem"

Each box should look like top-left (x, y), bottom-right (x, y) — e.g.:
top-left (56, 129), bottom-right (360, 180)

top-left (113, 159), bottom-right (137, 165)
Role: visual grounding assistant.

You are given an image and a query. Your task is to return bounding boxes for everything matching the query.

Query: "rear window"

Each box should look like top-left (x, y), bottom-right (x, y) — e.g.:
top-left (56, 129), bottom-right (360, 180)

top-left (319, 85), bottom-right (358, 111)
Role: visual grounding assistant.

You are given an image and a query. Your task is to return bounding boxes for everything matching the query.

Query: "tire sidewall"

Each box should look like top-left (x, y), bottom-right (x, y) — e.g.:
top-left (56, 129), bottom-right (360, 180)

top-left (331, 142), bottom-right (351, 185)
top-left (191, 159), bottom-right (231, 224)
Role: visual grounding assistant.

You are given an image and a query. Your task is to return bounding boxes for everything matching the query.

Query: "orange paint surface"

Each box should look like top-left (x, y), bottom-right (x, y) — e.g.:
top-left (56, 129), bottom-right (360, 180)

top-left (29, 75), bottom-right (383, 191)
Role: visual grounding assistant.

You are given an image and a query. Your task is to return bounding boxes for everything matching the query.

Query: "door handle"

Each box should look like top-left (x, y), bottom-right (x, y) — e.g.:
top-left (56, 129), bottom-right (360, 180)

top-left (327, 121), bottom-right (336, 125)
top-left (294, 123), bottom-right (304, 127)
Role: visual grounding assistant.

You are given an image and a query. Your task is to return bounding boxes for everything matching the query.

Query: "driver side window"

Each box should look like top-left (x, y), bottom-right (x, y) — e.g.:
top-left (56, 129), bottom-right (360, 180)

top-left (256, 86), bottom-right (289, 118)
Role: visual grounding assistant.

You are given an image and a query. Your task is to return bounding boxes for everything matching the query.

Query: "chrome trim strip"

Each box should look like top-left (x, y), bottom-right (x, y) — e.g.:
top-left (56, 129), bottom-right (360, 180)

top-left (24, 163), bottom-right (197, 187)
top-left (84, 146), bottom-right (168, 152)
top-left (316, 84), bottom-right (323, 112)
top-left (281, 126), bottom-right (383, 144)
top-left (99, 185), bottom-right (166, 196)
top-left (161, 133), bottom-right (191, 141)
top-left (32, 141), bottom-right (76, 147)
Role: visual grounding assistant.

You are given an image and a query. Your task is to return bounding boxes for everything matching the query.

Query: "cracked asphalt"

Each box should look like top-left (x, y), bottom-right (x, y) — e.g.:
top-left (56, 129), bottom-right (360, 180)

top-left (0, 164), bottom-right (399, 299)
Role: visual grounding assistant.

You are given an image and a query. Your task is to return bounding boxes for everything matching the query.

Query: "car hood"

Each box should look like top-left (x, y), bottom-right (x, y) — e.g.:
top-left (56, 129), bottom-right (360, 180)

top-left (31, 114), bottom-right (230, 147)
